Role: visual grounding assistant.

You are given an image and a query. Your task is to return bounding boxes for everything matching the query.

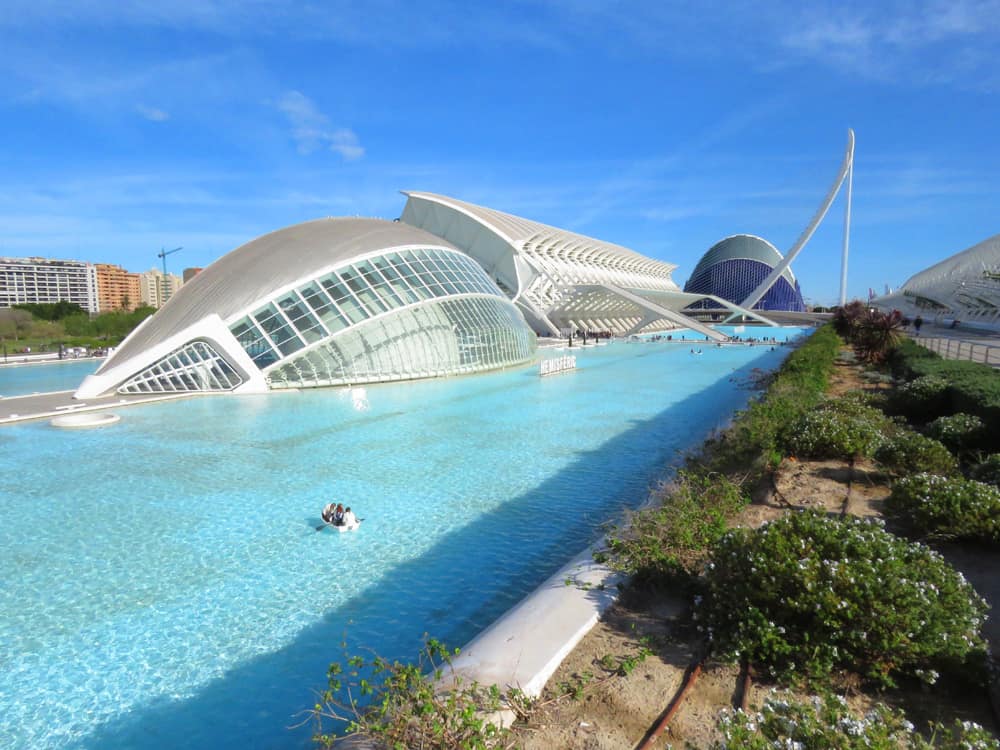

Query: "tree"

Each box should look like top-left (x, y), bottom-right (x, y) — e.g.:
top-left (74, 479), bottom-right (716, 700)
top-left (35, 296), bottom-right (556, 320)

top-left (0, 308), bottom-right (34, 340)
top-left (13, 301), bottom-right (87, 321)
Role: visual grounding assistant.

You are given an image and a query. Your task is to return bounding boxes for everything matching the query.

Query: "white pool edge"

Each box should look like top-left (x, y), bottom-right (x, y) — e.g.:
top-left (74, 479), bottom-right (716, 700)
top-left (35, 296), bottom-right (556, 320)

top-left (449, 541), bottom-right (626, 699)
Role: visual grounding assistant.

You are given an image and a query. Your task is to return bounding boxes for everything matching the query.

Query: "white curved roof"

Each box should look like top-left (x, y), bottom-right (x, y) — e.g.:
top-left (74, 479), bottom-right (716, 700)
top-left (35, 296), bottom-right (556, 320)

top-left (874, 233), bottom-right (1000, 319)
top-left (688, 234), bottom-right (797, 286)
top-left (101, 218), bottom-right (460, 372)
top-left (402, 191), bottom-right (678, 281)
top-left (399, 191), bottom-right (762, 339)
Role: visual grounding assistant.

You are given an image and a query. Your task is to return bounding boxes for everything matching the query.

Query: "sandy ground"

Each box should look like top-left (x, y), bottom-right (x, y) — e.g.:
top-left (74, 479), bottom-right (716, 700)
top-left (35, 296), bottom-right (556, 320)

top-left (512, 357), bottom-right (1000, 750)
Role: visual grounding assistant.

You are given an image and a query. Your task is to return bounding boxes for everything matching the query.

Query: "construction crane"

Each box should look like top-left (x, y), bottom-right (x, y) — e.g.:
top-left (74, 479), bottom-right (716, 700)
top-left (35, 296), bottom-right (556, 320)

top-left (156, 246), bottom-right (183, 306)
top-left (157, 246), bottom-right (183, 276)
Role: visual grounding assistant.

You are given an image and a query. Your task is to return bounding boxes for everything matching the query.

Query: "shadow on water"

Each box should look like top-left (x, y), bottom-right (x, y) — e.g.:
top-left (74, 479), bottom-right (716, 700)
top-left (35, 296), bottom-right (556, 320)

top-left (69, 346), bottom-right (790, 750)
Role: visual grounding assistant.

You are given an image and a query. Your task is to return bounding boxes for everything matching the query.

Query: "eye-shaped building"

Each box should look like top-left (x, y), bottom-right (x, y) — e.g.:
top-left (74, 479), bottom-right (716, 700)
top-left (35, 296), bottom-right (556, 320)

top-left (76, 218), bottom-right (538, 397)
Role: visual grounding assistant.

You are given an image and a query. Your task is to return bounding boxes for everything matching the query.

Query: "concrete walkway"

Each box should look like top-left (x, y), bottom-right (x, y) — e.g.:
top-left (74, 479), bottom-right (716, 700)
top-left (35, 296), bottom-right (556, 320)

top-left (0, 389), bottom-right (193, 426)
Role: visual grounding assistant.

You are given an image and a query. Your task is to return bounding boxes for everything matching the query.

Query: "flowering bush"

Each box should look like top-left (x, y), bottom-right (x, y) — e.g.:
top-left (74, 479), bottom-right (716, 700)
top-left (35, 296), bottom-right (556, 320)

top-left (925, 413), bottom-right (986, 454)
top-left (886, 374), bottom-right (951, 423)
top-left (887, 473), bottom-right (1000, 543)
top-left (781, 395), bottom-right (891, 460)
top-left (874, 429), bottom-right (958, 477)
top-left (711, 693), bottom-right (1000, 749)
top-left (700, 511), bottom-right (987, 687)
top-left (972, 454), bottom-right (1000, 487)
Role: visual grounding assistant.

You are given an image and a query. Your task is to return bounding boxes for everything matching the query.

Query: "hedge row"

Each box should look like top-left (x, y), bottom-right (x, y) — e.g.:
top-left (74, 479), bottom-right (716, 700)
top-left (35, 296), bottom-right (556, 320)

top-left (887, 339), bottom-right (1000, 452)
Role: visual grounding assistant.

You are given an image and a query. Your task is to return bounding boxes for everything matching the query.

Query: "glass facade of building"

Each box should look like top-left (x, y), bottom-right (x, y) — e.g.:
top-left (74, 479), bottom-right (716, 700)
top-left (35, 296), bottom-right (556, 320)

top-left (267, 296), bottom-right (534, 387)
top-left (119, 340), bottom-right (245, 394)
top-left (685, 259), bottom-right (806, 312)
top-left (229, 246), bottom-right (535, 388)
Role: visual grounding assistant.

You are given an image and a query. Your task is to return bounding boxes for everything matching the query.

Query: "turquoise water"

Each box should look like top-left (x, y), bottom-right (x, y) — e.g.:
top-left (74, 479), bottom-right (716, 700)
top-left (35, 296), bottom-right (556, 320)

top-left (0, 327), bottom-right (808, 749)
top-left (0, 359), bottom-right (99, 398)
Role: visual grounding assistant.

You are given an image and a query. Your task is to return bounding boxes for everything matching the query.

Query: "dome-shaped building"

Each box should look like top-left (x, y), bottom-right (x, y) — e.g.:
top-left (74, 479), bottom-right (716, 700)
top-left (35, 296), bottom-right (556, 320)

top-left (683, 234), bottom-right (806, 312)
top-left (75, 218), bottom-right (538, 398)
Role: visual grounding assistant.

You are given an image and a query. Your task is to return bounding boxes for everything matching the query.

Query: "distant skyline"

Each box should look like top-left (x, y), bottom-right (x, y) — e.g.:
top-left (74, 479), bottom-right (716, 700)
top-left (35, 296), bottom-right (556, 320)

top-left (1, 1), bottom-right (997, 306)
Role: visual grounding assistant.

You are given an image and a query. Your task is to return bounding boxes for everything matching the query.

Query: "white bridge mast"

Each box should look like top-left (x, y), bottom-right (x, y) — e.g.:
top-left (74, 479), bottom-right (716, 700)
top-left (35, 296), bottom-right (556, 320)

top-left (732, 129), bottom-right (855, 314)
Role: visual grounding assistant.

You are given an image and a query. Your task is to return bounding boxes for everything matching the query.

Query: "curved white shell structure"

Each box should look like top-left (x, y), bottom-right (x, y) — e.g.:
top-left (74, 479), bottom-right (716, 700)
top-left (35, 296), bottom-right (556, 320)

top-left (873, 234), bottom-right (1000, 327)
top-left (76, 218), bottom-right (538, 398)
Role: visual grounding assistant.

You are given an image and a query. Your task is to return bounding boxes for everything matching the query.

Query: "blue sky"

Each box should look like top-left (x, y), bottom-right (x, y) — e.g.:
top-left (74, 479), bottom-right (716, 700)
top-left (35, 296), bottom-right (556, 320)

top-left (1, 1), bottom-right (997, 306)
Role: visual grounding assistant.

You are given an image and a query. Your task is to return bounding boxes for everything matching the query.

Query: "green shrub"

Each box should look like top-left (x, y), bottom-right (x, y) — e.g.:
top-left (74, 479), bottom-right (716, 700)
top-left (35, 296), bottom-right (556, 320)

top-left (781, 395), bottom-right (891, 460)
top-left (886, 337), bottom-right (941, 379)
top-left (874, 430), bottom-right (958, 477)
top-left (704, 325), bottom-right (841, 475)
top-left (598, 471), bottom-right (747, 584)
top-left (886, 374), bottom-right (951, 424)
top-left (311, 637), bottom-right (529, 749)
top-left (886, 473), bottom-right (1000, 543)
top-left (971, 454), bottom-right (1000, 487)
top-left (711, 693), bottom-right (1000, 750)
top-left (925, 412), bottom-right (986, 454)
top-left (700, 511), bottom-right (987, 687)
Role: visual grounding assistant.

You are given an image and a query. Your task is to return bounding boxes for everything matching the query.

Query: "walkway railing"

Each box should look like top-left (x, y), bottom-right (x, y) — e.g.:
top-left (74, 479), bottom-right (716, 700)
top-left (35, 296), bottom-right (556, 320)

top-left (917, 336), bottom-right (1000, 368)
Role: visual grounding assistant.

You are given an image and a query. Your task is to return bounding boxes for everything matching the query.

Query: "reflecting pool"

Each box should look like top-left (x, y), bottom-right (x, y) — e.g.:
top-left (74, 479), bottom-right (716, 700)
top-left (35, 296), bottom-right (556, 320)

top-left (0, 327), bottom-right (807, 749)
top-left (0, 359), bottom-right (100, 398)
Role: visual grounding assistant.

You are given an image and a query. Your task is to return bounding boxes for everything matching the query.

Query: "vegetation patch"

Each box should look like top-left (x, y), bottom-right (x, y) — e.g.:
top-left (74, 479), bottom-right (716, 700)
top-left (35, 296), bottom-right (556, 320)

top-left (700, 510), bottom-right (987, 687)
top-left (874, 429), bottom-right (958, 478)
top-left (310, 637), bottom-right (529, 750)
top-left (704, 325), bottom-right (842, 475)
top-left (886, 374), bottom-right (951, 424)
top-left (887, 473), bottom-right (1000, 543)
top-left (833, 301), bottom-right (904, 364)
top-left (925, 412), bottom-right (986, 455)
top-left (711, 693), bottom-right (1000, 750)
top-left (971, 454), bottom-right (1000, 487)
top-left (598, 470), bottom-right (747, 586)
top-left (781, 394), bottom-right (891, 460)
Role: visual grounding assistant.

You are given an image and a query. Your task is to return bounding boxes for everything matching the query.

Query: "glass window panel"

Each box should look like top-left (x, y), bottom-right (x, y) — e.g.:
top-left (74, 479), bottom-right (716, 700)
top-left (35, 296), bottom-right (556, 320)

top-left (375, 258), bottom-right (420, 302)
top-left (319, 276), bottom-right (354, 305)
top-left (278, 292), bottom-right (324, 338)
top-left (323, 274), bottom-right (371, 322)
top-left (342, 267), bottom-right (388, 314)
top-left (300, 281), bottom-right (348, 332)
top-left (419, 269), bottom-right (449, 297)
top-left (392, 260), bottom-right (431, 300)
top-left (362, 260), bottom-right (406, 308)
top-left (276, 292), bottom-right (314, 324)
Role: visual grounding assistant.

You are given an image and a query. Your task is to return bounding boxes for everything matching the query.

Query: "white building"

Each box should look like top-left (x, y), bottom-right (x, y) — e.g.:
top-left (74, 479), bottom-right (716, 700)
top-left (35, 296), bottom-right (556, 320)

top-left (872, 234), bottom-right (1000, 329)
top-left (76, 218), bottom-right (539, 397)
top-left (400, 192), bottom-right (770, 339)
top-left (0, 256), bottom-right (99, 313)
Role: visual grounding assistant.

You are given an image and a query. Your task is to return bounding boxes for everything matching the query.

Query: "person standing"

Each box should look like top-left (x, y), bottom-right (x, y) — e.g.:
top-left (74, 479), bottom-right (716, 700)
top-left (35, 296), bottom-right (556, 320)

top-left (914, 315), bottom-right (924, 335)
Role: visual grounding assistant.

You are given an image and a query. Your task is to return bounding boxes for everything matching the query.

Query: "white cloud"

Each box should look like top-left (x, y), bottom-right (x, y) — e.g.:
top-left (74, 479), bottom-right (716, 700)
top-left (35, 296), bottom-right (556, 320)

top-left (136, 104), bottom-right (169, 121)
top-left (275, 90), bottom-right (364, 161)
